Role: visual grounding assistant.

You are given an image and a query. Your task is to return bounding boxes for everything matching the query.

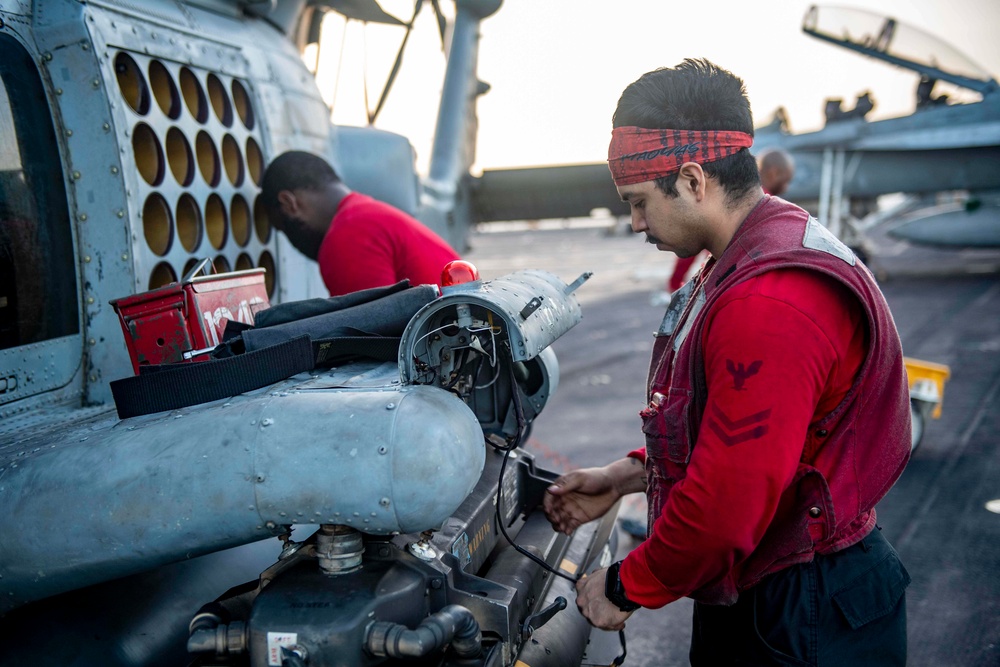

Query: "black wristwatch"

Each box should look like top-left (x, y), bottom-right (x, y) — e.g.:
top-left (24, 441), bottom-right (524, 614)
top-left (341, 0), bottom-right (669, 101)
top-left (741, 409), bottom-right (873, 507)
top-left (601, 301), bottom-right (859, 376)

top-left (604, 561), bottom-right (641, 612)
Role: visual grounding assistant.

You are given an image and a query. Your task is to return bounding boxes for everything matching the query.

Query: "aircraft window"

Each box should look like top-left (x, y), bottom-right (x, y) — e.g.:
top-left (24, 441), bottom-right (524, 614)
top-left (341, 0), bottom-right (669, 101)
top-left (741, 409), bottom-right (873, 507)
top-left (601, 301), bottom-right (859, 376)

top-left (0, 34), bottom-right (79, 350)
top-left (231, 194), bottom-right (251, 246)
top-left (207, 74), bottom-right (234, 127)
top-left (143, 193), bottom-right (173, 256)
top-left (149, 261), bottom-right (177, 290)
top-left (222, 134), bottom-right (245, 186)
top-left (253, 194), bottom-right (271, 243)
top-left (246, 136), bottom-right (264, 186)
top-left (166, 127), bottom-right (194, 186)
top-left (115, 52), bottom-right (150, 116)
top-left (235, 253), bottom-right (253, 272)
top-left (232, 79), bottom-right (255, 130)
top-left (258, 250), bottom-right (276, 298)
top-left (133, 122), bottom-right (165, 185)
top-left (177, 193), bottom-right (203, 252)
top-left (180, 67), bottom-right (208, 123)
top-left (196, 130), bottom-right (220, 186)
top-left (206, 193), bottom-right (228, 250)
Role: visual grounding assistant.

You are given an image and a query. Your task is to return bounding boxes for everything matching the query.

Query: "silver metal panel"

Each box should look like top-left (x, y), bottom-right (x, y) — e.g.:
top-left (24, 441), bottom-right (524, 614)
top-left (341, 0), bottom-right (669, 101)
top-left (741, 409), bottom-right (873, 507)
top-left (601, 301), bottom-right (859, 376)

top-left (0, 20), bottom-right (86, 415)
top-left (0, 336), bottom-right (83, 420)
top-left (0, 0), bottom-right (30, 16)
top-left (85, 0), bottom-right (197, 28)
top-left (0, 403), bottom-right (111, 440)
top-left (332, 126), bottom-right (420, 216)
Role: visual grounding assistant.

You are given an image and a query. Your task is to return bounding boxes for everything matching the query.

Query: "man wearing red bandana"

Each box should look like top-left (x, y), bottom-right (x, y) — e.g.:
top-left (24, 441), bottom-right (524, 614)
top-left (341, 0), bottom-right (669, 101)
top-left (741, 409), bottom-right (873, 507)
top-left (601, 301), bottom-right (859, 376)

top-left (661, 148), bottom-right (795, 300)
top-left (543, 59), bottom-right (911, 665)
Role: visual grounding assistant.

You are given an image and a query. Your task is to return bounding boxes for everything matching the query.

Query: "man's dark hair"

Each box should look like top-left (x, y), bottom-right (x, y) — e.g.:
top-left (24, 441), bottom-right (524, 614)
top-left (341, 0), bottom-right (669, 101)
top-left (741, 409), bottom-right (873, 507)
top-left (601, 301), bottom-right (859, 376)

top-left (260, 151), bottom-right (341, 215)
top-left (612, 58), bottom-right (759, 203)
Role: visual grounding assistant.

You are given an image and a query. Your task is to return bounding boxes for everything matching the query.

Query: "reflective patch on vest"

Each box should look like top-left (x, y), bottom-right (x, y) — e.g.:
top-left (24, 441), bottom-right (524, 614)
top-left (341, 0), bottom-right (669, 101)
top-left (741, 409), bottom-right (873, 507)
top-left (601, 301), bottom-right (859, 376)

top-left (657, 277), bottom-right (697, 337)
top-left (803, 217), bottom-right (856, 265)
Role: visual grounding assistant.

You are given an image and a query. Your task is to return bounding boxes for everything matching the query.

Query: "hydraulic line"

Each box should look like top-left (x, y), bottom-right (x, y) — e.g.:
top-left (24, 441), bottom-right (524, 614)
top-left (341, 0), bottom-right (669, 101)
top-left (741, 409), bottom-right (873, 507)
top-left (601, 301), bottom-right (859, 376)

top-left (364, 604), bottom-right (482, 659)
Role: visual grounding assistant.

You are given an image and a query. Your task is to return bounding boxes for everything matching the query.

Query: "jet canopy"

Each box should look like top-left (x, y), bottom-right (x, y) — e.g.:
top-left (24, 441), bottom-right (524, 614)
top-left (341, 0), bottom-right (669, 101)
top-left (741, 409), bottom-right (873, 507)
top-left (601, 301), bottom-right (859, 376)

top-left (803, 5), bottom-right (999, 96)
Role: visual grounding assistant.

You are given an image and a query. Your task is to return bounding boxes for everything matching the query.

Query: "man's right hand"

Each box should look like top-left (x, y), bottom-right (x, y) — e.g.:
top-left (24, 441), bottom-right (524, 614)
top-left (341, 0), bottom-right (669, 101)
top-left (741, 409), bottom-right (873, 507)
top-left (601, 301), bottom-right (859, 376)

top-left (543, 457), bottom-right (647, 535)
top-left (543, 467), bottom-right (622, 534)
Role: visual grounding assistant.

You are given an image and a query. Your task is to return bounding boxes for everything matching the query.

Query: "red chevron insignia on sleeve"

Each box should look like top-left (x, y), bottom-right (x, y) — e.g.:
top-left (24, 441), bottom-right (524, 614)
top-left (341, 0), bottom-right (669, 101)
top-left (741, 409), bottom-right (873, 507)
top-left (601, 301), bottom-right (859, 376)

top-left (706, 403), bottom-right (772, 447)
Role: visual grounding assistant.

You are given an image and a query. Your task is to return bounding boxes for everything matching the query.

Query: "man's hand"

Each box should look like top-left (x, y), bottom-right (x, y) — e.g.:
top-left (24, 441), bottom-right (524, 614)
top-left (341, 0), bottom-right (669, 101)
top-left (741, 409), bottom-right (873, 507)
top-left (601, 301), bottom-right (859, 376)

top-left (575, 567), bottom-right (635, 631)
top-left (543, 467), bottom-right (620, 534)
top-left (543, 458), bottom-right (646, 535)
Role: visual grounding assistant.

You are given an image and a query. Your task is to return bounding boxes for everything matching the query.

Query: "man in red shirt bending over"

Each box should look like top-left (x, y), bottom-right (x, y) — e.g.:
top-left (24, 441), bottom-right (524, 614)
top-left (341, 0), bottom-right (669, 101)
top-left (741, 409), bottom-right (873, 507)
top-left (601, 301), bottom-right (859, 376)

top-left (544, 59), bottom-right (912, 665)
top-left (261, 151), bottom-right (460, 296)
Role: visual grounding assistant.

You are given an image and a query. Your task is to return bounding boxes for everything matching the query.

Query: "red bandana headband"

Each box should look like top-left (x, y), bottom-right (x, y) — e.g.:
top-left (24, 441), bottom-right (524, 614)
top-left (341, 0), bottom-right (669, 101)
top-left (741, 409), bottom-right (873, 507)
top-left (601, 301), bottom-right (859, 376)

top-left (607, 126), bottom-right (753, 186)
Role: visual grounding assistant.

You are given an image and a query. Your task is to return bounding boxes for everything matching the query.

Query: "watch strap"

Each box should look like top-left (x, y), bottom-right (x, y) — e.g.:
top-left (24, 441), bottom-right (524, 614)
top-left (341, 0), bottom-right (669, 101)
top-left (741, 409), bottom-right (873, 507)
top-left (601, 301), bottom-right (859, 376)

top-left (605, 561), bottom-right (641, 612)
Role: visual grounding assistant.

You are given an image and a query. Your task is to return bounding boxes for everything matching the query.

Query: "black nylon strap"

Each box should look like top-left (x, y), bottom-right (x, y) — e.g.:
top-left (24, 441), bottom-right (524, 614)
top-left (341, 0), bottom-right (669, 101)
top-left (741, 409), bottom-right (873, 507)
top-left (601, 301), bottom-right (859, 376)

top-left (313, 336), bottom-right (401, 366)
top-left (110, 335), bottom-right (315, 419)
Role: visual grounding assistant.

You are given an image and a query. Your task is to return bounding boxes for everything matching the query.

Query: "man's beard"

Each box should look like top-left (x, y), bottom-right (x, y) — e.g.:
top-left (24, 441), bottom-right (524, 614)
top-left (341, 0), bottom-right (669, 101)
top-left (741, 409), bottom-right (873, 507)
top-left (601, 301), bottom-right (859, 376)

top-left (283, 217), bottom-right (327, 260)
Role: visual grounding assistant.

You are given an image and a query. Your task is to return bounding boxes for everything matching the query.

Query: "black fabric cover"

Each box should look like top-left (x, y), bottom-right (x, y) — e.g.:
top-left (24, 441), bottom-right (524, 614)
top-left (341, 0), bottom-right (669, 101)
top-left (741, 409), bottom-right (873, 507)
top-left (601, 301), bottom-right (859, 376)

top-left (252, 280), bottom-right (411, 328)
top-left (241, 284), bottom-right (436, 353)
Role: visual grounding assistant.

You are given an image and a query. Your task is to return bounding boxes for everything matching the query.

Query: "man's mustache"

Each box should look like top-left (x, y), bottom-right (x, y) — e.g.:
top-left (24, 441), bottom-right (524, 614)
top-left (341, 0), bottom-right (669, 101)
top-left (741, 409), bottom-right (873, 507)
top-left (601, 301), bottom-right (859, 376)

top-left (644, 234), bottom-right (663, 245)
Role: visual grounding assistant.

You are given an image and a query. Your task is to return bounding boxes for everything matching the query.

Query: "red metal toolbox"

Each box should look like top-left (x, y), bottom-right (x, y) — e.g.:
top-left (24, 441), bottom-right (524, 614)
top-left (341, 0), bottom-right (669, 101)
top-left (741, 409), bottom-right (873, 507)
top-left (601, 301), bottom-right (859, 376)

top-left (110, 267), bottom-right (269, 374)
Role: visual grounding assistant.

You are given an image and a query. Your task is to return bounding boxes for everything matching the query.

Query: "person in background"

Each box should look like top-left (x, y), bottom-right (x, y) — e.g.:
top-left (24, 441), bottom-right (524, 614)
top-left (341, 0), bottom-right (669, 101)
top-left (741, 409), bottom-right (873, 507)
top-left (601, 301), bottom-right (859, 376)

top-left (757, 147), bottom-right (795, 199)
top-left (261, 151), bottom-right (460, 296)
top-left (655, 147), bottom-right (795, 305)
top-left (544, 59), bottom-right (911, 666)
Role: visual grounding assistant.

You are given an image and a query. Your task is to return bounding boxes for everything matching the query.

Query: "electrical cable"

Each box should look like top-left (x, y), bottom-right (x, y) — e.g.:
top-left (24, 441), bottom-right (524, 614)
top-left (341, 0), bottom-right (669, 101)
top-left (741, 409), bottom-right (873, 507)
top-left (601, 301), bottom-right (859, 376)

top-left (495, 448), bottom-right (629, 665)
top-left (490, 361), bottom-right (628, 665)
top-left (495, 448), bottom-right (578, 583)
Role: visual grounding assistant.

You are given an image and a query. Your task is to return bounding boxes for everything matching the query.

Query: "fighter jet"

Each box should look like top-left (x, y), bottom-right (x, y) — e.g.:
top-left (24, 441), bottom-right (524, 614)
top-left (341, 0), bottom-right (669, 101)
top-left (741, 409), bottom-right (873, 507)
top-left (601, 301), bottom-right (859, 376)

top-left (752, 5), bottom-right (1000, 251)
top-left (467, 5), bottom-right (1000, 252)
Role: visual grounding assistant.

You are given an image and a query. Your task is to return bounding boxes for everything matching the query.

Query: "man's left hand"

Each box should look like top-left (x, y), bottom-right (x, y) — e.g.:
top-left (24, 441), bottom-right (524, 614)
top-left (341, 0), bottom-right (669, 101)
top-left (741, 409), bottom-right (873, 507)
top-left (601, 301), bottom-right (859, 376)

top-left (575, 567), bottom-right (635, 631)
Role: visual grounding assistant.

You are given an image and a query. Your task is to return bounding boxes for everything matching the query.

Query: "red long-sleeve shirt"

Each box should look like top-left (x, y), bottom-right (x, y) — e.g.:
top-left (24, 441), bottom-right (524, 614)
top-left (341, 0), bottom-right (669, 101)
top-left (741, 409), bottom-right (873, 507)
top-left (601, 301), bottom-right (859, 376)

top-left (317, 193), bottom-right (460, 297)
top-left (621, 268), bottom-right (867, 607)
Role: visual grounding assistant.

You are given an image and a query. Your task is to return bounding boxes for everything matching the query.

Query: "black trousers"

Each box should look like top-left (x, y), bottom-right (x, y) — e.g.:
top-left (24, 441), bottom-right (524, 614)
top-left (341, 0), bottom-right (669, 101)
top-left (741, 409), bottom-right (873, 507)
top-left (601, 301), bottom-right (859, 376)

top-left (690, 527), bottom-right (910, 666)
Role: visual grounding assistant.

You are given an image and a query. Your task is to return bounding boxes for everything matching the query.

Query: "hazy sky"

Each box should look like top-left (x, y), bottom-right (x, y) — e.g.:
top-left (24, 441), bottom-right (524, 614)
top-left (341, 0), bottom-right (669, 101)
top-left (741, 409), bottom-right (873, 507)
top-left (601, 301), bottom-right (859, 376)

top-left (314, 0), bottom-right (1000, 173)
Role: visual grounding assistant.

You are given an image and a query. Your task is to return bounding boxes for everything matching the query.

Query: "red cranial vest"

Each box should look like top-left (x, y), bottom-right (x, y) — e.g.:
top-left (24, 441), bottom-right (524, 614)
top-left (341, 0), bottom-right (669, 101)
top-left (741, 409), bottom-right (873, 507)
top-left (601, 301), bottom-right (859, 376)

top-left (642, 197), bottom-right (911, 604)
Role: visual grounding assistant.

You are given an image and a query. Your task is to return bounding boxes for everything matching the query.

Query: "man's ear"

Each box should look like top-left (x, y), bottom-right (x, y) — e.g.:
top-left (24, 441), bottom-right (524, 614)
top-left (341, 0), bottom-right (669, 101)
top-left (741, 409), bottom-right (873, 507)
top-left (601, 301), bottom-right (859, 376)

top-left (276, 190), bottom-right (299, 218)
top-left (677, 162), bottom-right (706, 201)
